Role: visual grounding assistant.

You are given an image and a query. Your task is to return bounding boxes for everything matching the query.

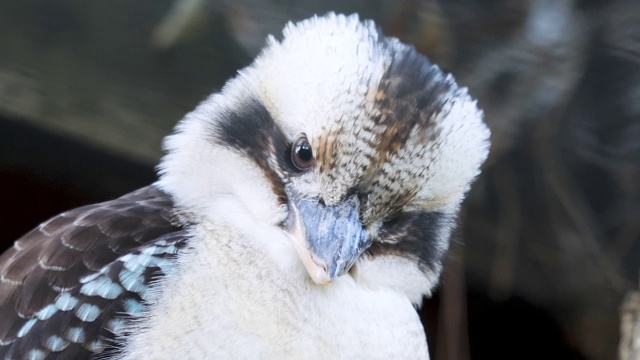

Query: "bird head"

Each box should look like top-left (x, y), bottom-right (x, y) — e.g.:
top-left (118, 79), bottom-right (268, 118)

top-left (158, 14), bottom-right (490, 299)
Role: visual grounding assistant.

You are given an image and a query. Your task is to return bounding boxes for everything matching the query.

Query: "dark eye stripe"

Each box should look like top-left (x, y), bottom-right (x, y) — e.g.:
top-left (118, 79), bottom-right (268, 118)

top-left (213, 97), bottom-right (288, 203)
top-left (368, 211), bottom-right (452, 274)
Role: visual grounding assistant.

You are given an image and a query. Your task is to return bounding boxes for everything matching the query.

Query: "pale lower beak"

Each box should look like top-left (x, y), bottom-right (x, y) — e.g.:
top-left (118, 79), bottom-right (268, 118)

top-left (285, 191), bottom-right (370, 284)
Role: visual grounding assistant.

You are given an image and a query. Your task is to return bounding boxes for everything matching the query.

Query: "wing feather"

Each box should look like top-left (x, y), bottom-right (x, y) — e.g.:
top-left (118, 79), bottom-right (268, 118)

top-left (0, 185), bottom-right (189, 358)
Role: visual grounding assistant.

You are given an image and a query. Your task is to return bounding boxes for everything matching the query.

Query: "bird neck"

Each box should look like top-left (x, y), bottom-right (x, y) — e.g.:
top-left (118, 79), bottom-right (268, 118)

top-left (118, 216), bottom-right (430, 359)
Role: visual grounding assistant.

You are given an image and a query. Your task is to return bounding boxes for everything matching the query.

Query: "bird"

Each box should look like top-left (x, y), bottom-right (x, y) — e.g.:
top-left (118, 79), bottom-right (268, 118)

top-left (0, 13), bottom-right (490, 359)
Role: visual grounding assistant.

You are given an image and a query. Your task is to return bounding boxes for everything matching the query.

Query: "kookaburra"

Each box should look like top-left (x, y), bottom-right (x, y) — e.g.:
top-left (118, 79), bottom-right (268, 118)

top-left (0, 13), bottom-right (489, 359)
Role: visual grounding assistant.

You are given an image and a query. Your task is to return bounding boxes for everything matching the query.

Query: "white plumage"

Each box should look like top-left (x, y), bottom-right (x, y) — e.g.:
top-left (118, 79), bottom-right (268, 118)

top-left (0, 13), bottom-right (489, 359)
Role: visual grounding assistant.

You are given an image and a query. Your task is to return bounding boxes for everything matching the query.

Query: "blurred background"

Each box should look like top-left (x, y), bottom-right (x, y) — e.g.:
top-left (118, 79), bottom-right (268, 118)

top-left (0, 0), bottom-right (638, 359)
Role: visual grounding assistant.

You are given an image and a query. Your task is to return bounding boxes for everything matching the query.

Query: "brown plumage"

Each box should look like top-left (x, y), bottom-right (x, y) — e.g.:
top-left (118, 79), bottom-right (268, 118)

top-left (0, 186), bottom-right (188, 358)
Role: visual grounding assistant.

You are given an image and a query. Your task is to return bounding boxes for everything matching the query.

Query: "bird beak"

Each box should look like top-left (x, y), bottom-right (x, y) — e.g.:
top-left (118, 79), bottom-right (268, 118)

top-left (285, 191), bottom-right (370, 285)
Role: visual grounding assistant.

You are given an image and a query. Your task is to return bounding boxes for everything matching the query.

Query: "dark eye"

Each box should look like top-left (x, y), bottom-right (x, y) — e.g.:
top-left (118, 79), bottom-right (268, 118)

top-left (291, 136), bottom-right (313, 171)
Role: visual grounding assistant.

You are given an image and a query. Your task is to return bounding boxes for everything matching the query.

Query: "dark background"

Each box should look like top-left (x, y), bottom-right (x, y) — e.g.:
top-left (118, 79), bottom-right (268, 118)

top-left (1, 1), bottom-right (638, 359)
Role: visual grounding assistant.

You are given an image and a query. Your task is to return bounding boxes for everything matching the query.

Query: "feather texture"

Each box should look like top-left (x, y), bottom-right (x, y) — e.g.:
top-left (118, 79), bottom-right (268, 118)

top-left (0, 186), bottom-right (188, 358)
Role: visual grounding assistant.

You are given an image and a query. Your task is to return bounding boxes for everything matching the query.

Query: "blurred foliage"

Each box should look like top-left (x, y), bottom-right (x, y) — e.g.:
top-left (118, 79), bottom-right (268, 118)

top-left (0, 0), bottom-right (639, 359)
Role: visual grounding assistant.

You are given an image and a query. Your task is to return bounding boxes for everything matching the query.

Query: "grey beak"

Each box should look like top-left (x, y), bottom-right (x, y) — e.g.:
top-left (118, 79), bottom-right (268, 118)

top-left (285, 192), bottom-right (370, 284)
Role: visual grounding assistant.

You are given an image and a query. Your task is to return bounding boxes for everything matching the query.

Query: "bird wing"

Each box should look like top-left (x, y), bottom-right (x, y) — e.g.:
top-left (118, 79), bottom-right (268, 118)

top-left (0, 185), bottom-right (188, 359)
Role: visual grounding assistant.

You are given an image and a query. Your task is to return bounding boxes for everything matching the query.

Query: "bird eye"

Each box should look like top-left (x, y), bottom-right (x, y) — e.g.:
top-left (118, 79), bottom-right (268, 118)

top-left (291, 136), bottom-right (313, 171)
